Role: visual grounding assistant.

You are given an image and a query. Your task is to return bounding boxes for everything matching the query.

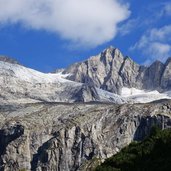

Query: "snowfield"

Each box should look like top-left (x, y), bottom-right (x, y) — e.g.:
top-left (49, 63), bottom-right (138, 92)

top-left (0, 61), bottom-right (126, 104)
top-left (0, 61), bottom-right (75, 84)
top-left (121, 87), bottom-right (171, 103)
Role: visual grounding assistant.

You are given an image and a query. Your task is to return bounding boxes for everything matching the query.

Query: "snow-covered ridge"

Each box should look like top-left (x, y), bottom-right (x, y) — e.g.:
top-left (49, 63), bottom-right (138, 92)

top-left (0, 61), bottom-right (73, 83)
top-left (0, 61), bottom-right (127, 104)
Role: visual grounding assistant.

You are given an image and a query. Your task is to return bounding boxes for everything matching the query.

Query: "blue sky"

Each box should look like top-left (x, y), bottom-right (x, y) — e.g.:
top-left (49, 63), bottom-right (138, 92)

top-left (0, 0), bottom-right (171, 72)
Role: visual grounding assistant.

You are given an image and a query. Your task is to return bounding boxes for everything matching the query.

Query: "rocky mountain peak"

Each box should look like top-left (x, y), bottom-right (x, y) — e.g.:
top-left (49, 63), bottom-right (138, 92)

top-left (161, 57), bottom-right (171, 90)
top-left (101, 46), bottom-right (123, 61)
top-left (0, 56), bottom-right (20, 65)
top-left (153, 60), bottom-right (163, 65)
top-left (102, 46), bottom-right (116, 54)
top-left (165, 57), bottom-right (171, 66)
top-left (61, 46), bottom-right (171, 93)
top-left (148, 60), bottom-right (165, 72)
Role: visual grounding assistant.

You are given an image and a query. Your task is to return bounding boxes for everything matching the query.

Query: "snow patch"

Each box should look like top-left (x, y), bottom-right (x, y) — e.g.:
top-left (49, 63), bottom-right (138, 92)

top-left (121, 87), bottom-right (162, 97)
top-left (55, 72), bottom-right (72, 79)
top-left (97, 88), bottom-right (127, 103)
top-left (121, 87), bottom-right (171, 103)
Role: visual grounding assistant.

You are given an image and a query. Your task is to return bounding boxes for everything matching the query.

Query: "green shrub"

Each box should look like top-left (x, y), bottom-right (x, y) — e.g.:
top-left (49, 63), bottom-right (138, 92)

top-left (19, 169), bottom-right (27, 171)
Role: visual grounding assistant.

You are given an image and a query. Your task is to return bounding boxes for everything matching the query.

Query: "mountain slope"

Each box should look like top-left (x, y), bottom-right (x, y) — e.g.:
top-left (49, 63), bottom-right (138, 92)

top-left (0, 60), bottom-right (127, 104)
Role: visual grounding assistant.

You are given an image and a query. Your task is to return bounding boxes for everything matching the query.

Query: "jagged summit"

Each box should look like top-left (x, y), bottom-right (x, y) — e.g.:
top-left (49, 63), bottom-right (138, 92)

top-left (102, 46), bottom-right (116, 52)
top-left (0, 55), bottom-right (20, 65)
top-left (61, 46), bottom-right (171, 93)
top-left (101, 46), bottom-right (123, 60)
top-left (102, 46), bottom-right (117, 54)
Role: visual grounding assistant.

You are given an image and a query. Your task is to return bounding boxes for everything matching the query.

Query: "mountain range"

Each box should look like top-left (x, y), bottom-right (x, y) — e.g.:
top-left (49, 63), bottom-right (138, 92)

top-left (0, 47), bottom-right (171, 171)
top-left (0, 46), bottom-right (171, 104)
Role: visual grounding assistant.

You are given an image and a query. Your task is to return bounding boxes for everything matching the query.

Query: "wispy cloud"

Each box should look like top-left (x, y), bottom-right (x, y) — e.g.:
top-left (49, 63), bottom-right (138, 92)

top-left (130, 25), bottom-right (171, 63)
top-left (119, 2), bottom-right (171, 37)
top-left (159, 3), bottom-right (171, 17)
top-left (0, 0), bottom-right (130, 47)
top-left (118, 18), bottom-right (139, 36)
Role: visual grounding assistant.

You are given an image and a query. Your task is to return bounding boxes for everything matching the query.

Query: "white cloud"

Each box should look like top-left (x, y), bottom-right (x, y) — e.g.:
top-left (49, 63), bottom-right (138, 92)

top-left (0, 0), bottom-right (130, 47)
top-left (150, 25), bottom-right (171, 41)
top-left (130, 25), bottom-right (171, 63)
top-left (147, 42), bottom-right (171, 61)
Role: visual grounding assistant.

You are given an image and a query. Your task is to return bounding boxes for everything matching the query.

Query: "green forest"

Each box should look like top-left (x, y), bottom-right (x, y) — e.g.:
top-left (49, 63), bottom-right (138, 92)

top-left (96, 127), bottom-right (171, 171)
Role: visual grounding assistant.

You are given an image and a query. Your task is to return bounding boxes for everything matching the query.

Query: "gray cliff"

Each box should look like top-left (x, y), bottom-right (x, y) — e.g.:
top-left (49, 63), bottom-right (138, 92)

top-left (0, 100), bottom-right (171, 171)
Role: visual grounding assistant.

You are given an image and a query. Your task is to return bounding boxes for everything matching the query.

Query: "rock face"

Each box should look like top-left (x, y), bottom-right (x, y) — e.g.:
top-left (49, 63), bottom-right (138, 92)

top-left (0, 100), bottom-right (171, 171)
top-left (142, 60), bottom-right (165, 90)
top-left (161, 58), bottom-right (171, 90)
top-left (62, 47), bottom-right (171, 94)
top-left (63, 47), bottom-right (126, 94)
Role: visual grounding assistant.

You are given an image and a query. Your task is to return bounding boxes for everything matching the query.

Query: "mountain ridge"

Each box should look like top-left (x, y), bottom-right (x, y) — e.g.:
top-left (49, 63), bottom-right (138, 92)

top-left (61, 46), bottom-right (171, 94)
